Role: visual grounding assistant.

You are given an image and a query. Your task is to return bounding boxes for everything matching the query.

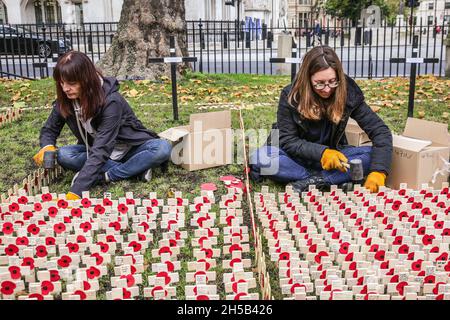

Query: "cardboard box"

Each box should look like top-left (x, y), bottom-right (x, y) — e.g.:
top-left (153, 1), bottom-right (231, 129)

top-left (387, 117), bottom-right (449, 189)
top-left (158, 110), bottom-right (233, 171)
top-left (345, 118), bottom-right (371, 147)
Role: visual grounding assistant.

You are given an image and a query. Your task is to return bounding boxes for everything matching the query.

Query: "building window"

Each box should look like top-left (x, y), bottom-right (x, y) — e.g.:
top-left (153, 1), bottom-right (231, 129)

top-left (75, 3), bottom-right (84, 25)
top-left (0, 1), bottom-right (7, 24)
top-left (428, 15), bottom-right (434, 25)
top-left (444, 15), bottom-right (450, 25)
top-left (446, 2), bottom-right (450, 9)
top-left (34, 0), bottom-right (62, 24)
top-left (428, 2), bottom-right (433, 10)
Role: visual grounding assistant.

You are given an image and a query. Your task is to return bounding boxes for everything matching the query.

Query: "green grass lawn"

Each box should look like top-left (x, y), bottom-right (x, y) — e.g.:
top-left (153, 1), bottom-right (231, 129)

top-left (0, 72), bottom-right (448, 197)
top-left (0, 72), bottom-right (448, 299)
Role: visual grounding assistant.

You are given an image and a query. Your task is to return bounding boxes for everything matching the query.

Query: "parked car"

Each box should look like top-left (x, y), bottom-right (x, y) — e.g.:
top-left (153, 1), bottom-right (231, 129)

top-left (0, 25), bottom-right (72, 58)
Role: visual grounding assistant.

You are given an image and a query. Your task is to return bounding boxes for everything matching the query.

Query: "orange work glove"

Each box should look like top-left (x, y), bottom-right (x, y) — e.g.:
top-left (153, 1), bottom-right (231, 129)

top-left (33, 145), bottom-right (57, 166)
top-left (364, 171), bottom-right (386, 193)
top-left (66, 192), bottom-right (81, 201)
top-left (320, 149), bottom-right (348, 172)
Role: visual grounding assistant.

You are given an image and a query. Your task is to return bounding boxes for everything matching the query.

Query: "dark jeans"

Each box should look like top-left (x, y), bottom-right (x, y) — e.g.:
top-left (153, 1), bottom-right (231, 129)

top-left (57, 139), bottom-right (172, 181)
top-left (250, 145), bottom-right (372, 185)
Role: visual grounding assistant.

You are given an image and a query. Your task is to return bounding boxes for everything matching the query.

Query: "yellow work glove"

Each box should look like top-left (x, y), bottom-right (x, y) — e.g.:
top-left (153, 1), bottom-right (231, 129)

top-left (364, 171), bottom-right (386, 193)
top-left (33, 145), bottom-right (57, 166)
top-left (66, 192), bottom-right (81, 201)
top-left (320, 149), bottom-right (348, 172)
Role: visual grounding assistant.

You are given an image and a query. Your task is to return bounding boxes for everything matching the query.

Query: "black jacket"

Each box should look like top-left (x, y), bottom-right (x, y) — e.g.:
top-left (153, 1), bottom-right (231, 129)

top-left (269, 75), bottom-right (393, 175)
top-left (39, 77), bottom-right (158, 195)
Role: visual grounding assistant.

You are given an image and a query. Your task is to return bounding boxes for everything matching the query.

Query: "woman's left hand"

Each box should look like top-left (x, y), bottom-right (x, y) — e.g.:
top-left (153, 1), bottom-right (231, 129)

top-left (364, 171), bottom-right (386, 193)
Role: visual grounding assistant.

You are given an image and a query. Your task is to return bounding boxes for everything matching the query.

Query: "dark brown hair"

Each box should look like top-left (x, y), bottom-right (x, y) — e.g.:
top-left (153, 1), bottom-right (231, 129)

top-left (288, 45), bottom-right (347, 124)
top-left (53, 51), bottom-right (105, 120)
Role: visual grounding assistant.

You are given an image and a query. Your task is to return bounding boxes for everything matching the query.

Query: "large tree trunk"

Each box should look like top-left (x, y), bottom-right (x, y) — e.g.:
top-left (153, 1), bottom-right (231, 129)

top-left (97, 0), bottom-right (189, 80)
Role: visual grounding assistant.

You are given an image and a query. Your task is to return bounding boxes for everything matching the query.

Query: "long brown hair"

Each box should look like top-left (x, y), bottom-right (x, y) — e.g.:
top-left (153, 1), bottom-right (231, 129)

top-left (53, 51), bottom-right (105, 120)
top-left (288, 46), bottom-right (347, 124)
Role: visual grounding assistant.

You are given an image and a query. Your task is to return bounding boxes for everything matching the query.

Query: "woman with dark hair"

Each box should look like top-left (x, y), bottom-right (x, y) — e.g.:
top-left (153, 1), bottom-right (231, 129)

top-left (33, 51), bottom-right (172, 200)
top-left (250, 46), bottom-right (393, 193)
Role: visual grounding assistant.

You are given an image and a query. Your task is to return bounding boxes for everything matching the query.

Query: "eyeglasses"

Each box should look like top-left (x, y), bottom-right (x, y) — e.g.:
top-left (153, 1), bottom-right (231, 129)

top-left (312, 81), bottom-right (340, 90)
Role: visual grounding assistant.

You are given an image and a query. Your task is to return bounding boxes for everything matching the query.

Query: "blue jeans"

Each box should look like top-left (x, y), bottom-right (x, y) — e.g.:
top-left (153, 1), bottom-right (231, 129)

top-left (250, 145), bottom-right (372, 185)
top-left (57, 139), bottom-right (172, 181)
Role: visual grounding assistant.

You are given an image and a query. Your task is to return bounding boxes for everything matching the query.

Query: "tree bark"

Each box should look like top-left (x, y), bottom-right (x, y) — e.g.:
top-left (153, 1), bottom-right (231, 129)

top-left (97, 0), bottom-right (189, 80)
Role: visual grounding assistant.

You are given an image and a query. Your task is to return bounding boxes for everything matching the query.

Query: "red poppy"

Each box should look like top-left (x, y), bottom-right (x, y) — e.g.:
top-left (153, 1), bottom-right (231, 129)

top-left (94, 204), bottom-right (105, 215)
top-left (8, 266), bottom-right (21, 280)
top-left (436, 252), bottom-right (448, 261)
top-left (18, 196), bottom-right (28, 204)
top-left (436, 202), bottom-right (446, 208)
top-left (35, 245), bottom-right (48, 258)
top-left (196, 295), bottom-right (209, 301)
top-left (118, 204), bottom-right (128, 214)
top-left (138, 233), bottom-right (147, 241)
top-left (130, 265), bottom-right (137, 274)
top-left (417, 226), bottom-right (426, 235)
top-left (76, 235), bottom-right (87, 243)
top-left (91, 253), bottom-right (103, 265)
top-left (139, 222), bottom-right (150, 232)
top-left (106, 235), bottom-right (116, 242)
top-left (33, 202), bottom-right (43, 211)
top-left (151, 199), bottom-right (159, 207)
top-left (57, 199), bottom-right (68, 209)
top-left (411, 259), bottom-right (423, 271)
top-left (103, 198), bottom-right (113, 206)
top-left (424, 275), bottom-right (435, 284)
top-left (109, 221), bottom-right (121, 231)
top-left (67, 242), bottom-right (79, 253)
top-left (53, 223), bottom-right (66, 234)
top-left (71, 208), bottom-right (82, 218)
top-left (123, 288), bottom-right (132, 299)
top-left (374, 250), bottom-right (386, 261)
top-left (41, 280), bottom-right (54, 295)
top-left (21, 211), bottom-right (33, 221)
top-left (28, 293), bottom-right (44, 300)
top-left (2, 222), bottom-right (14, 235)
top-left (21, 257), bottom-right (35, 270)
top-left (41, 193), bottom-right (53, 202)
top-left (126, 198), bottom-right (135, 205)
top-left (151, 286), bottom-right (167, 298)
top-left (83, 281), bottom-right (91, 291)
top-left (434, 221), bottom-right (444, 229)
top-left (86, 266), bottom-right (101, 279)
top-left (80, 222), bottom-right (92, 233)
top-left (81, 198), bottom-right (92, 208)
top-left (120, 274), bottom-right (136, 287)
top-left (398, 244), bottom-right (409, 254)
top-left (45, 237), bottom-right (55, 245)
top-left (1, 280), bottom-right (16, 295)
top-left (50, 270), bottom-right (60, 282)
top-left (47, 206), bottom-right (58, 218)
top-left (229, 244), bottom-right (242, 254)
top-left (422, 234), bottom-right (435, 246)
top-left (5, 244), bottom-right (19, 256)
top-left (57, 255), bottom-right (72, 268)
top-left (74, 290), bottom-right (87, 300)
top-left (129, 241), bottom-right (142, 252)
top-left (97, 242), bottom-right (109, 253)
top-left (8, 202), bottom-right (19, 212)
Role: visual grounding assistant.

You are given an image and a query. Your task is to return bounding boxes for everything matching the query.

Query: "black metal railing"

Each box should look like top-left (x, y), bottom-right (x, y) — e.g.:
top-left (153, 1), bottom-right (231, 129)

top-left (0, 20), bottom-right (448, 80)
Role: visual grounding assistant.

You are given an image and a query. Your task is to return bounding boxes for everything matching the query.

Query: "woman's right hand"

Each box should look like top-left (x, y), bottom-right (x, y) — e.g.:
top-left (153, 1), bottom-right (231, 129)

top-left (320, 149), bottom-right (348, 172)
top-left (33, 145), bottom-right (57, 166)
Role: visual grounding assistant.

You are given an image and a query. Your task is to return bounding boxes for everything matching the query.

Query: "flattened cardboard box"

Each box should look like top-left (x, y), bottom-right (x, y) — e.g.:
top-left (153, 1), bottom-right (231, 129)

top-left (159, 110), bottom-right (233, 171)
top-left (387, 117), bottom-right (449, 190)
top-left (345, 118), bottom-right (371, 147)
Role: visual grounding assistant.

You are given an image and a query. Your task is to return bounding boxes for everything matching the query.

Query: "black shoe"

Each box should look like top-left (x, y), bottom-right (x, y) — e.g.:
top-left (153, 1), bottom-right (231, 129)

top-left (288, 175), bottom-right (330, 194)
top-left (339, 182), bottom-right (354, 193)
top-left (137, 168), bottom-right (152, 182)
top-left (160, 160), bottom-right (169, 174)
top-left (249, 166), bottom-right (263, 183)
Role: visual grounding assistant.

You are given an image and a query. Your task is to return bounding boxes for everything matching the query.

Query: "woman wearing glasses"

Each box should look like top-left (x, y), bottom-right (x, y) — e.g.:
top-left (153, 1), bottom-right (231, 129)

top-left (250, 46), bottom-right (393, 193)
